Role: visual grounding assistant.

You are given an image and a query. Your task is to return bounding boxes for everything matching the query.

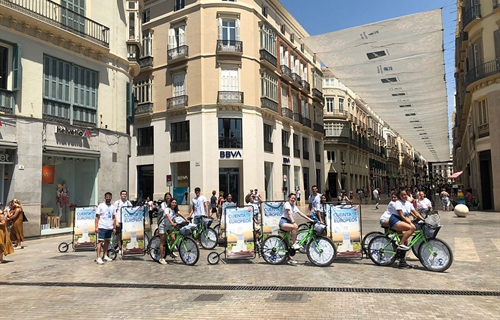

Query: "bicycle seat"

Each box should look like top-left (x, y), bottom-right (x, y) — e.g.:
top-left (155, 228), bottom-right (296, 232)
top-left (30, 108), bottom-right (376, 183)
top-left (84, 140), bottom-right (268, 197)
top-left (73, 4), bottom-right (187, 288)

top-left (279, 227), bottom-right (288, 233)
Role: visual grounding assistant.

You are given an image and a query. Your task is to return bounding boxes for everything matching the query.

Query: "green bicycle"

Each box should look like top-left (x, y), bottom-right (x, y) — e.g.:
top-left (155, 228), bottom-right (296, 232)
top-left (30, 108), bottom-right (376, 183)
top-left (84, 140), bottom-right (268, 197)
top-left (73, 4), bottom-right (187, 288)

top-left (261, 222), bottom-right (337, 267)
top-left (187, 216), bottom-right (218, 249)
top-left (148, 223), bottom-right (199, 265)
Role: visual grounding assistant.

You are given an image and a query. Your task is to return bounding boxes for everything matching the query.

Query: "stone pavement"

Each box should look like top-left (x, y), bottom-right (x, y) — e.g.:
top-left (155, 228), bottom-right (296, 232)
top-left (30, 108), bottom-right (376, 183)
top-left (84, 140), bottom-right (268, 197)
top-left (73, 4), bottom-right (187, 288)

top-left (1, 204), bottom-right (499, 319)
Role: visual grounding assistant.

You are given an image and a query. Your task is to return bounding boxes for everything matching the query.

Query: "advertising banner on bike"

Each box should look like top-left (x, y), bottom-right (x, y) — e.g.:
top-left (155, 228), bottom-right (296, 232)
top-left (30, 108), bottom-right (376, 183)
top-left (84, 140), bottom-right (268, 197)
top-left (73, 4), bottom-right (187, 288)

top-left (121, 206), bottom-right (146, 255)
top-left (74, 207), bottom-right (97, 249)
top-left (327, 205), bottom-right (362, 258)
top-left (225, 207), bottom-right (254, 259)
top-left (262, 202), bottom-right (283, 237)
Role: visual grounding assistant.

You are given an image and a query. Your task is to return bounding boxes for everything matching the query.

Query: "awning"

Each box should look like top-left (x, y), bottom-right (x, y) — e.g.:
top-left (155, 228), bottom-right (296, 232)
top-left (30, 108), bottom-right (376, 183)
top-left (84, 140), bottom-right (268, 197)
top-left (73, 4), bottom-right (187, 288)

top-left (43, 145), bottom-right (100, 158)
top-left (449, 171), bottom-right (463, 179)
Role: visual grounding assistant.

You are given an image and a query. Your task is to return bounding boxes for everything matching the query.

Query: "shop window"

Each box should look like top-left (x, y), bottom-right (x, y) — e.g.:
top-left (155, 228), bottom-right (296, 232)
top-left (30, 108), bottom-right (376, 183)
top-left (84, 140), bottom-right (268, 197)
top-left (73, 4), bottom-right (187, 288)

top-left (218, 118), bottom-right (242, 148)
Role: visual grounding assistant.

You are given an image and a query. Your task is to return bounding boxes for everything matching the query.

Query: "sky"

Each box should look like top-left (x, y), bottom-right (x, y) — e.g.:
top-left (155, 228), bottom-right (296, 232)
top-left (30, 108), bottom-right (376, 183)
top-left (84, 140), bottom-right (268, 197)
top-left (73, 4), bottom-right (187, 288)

top-left (280, 0), bottom-right (457, 153)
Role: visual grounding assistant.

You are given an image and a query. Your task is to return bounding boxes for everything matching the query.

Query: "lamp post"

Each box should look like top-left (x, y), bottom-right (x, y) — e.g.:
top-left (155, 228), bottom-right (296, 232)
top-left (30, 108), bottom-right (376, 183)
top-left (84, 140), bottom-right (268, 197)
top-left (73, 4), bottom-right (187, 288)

top-left (341, 160), bottom-right (347, 191)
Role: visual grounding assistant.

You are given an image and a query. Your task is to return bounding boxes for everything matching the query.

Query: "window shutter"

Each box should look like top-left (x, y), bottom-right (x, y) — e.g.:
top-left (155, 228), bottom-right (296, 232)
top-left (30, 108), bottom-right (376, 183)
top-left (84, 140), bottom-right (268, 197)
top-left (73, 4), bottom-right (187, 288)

top-left (12, 44), bottom-right (22, 91)
top-left (168, 28), bottom-right (175, 50)
top-left (279, 46), bottom-right (284, 65)
top-left (179, 25), bottom-right (186, 46)
top-left (217, 18), bottom-right (223, 40)
top-left (235, 19), bottom-right (240, 41)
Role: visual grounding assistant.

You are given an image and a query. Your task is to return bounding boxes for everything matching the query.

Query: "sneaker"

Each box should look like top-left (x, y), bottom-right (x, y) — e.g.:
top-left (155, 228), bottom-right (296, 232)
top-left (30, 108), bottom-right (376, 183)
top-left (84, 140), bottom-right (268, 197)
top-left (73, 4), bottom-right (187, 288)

top-left (397, 244), bottom-right (410, 251)
top-left (103, 256), bottom-right (113, 262)
top-left (398, 262), bottom-right (413, 269)
top-left (170, 252), bottom-right (178, 258)
top-left (96, 257), bottom-right (104, 265)
top-left (287, 258), bottom-right (298, 265)
top-left (291, 243), bottom-right (301, 250)
top-left (159, 258), bottom-right (167, 265)
top-left (118, 249), bottom-right (122, 256)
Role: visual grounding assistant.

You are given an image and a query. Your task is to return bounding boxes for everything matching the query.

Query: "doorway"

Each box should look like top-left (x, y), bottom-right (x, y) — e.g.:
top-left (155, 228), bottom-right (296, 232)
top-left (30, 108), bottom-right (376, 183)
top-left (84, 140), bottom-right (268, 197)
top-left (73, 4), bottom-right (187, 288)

top-left (219, 168), bottom-right (239, 206)
top-left (479, 151), bottom-right (492, 210)
top-left (328, 172), bottom-right (338, 200)
top-left (137, 165), bottom-right (154, 202)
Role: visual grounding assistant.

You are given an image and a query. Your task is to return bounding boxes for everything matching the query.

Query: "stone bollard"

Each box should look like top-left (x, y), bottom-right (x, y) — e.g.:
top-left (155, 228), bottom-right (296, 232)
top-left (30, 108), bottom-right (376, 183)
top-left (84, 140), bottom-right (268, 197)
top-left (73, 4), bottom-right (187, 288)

top-left (454, 204), bottom-right (469, 218)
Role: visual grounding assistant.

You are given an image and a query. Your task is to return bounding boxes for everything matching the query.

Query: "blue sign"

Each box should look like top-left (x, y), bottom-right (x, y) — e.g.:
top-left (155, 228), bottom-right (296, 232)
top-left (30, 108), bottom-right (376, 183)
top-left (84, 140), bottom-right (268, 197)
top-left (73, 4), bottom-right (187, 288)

top-left (283, 157), bottom-right (290, 163)
top-left (220, 151), bottom-right (242, 159)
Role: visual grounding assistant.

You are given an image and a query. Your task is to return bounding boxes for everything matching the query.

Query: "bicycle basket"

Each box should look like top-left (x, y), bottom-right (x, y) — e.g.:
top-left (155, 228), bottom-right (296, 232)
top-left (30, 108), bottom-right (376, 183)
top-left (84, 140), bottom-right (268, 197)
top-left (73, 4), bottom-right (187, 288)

top-left (424, 212), bottom-right (440, 227)
top-left (424, 224), bottom-right (441, 239)
top-left (202, 217), bottom-right (213, 228)
top-left (313, 223), bottom-right (326, 236)
top-left (179, 225), bottom-right (192, 237)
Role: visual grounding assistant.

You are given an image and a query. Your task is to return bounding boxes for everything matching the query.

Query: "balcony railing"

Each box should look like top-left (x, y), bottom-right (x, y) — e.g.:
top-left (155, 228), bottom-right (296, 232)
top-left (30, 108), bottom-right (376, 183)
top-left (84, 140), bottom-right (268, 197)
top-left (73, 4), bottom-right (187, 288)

top-left (259, 49), bottom-right (277, 68)
top-left (325, 110), bottom-right (347, 118)
top-left (0, 89), bottom-right (14, 114)
top-left (281, 107), bottom-right (293, 120)
top-left (291, 72), bottom-right (302, 85)
top-left (293, 112), bottom-right (303, 123)
top-left (478, 123), bottom-right (489, 138)
top-left (313, 123), bottom-right (324, 134)
top-left (135, 102), bottom-right (153, 115)
top-left (167, 45), bottom-right (189, 61)
top-left (139, 56), bottom-right (153, 68)
top-left (465, 58), bottom-right (500, 87)
top-left (1, 0), bottom-right (110, 47)
top-left (167, 95), bottom-right (188, 110)
top-left (303, 151), bottom-right (309, 160)
top-left (171, 140), bottom-right (190, 152)
top-left (216, 40), bottom-right (243, 54)
top-left (462, 4), bottom-right (481, 29)
top-left (312, 88), bottom-right (323, 100)
top-left (282, 145), bottom-right (290, 156)
top-left (301, 80), bottom-right (310, 92)
top-left (280, 64), bottom-right (292, 79)
top-left (137, 145), bottom-right (154, 156)
top-left (217, 91), bottom-right (244, 104)
top-left (494, 0), bottom-right (500, 9)
top-left (302, 117), bottom-right (311, 128)
top-left (264, 141), bottom-right (273, 153)
top-left (261, 97), bottom-right (278, 113)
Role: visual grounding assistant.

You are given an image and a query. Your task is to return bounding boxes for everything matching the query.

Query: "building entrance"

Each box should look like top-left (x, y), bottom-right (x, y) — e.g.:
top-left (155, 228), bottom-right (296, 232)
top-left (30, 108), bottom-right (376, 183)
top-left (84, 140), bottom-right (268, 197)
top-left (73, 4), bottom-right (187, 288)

top-left (219, 168), bottom-right (239, 206)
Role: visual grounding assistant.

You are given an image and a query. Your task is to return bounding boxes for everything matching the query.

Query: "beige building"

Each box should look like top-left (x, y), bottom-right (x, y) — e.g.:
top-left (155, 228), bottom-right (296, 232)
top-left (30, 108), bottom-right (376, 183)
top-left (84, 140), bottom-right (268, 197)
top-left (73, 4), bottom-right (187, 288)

top-left (129, 0), bottom-right (324, 205)
top-left (0, 0), bottom-right (143, 236)
top-left (453, 0), bottom-right (499, 210)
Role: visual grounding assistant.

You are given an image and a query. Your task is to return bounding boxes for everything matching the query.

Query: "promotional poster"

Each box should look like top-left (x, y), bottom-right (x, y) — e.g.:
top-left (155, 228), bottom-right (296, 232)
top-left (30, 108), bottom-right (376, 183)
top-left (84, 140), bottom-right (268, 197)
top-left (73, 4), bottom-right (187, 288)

top-left (225, 207), bottom-right (254, 259)
top-left (121, 206), bottom-right (145, 255)
top-left (262, 202), bottom-right (283, 236)
top-left (327, 205), bottom-right (362, 258)
top-left (74, 207), bottom-right (97, 249)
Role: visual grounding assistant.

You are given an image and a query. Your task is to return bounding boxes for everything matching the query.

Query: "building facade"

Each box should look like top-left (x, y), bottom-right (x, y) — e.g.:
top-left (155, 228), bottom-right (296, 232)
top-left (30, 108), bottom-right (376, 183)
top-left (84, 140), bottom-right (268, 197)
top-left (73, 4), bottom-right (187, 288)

top-left (453, 0), bottom-right (499, 210)
top-left (0, 0), bottom-right (142, 236)
top-left (129, 0), bottom-right (324, 205)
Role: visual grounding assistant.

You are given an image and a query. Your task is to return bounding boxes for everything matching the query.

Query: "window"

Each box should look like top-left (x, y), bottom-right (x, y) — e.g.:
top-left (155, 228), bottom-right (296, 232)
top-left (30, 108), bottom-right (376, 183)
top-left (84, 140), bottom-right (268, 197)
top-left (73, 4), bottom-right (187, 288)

top-left (220, 67), bottom-right (239, 91)
top-left (327, 151), bottom-right (335, 163)
top-left (173, 72), bottom-right (186, 97)
top-left (281, 85), bottom-right (289, 109)
top-left (302, 137), bottom-right (309, 160)
top-left (141, 30), bottom-right (153, 57)
top-left (264, 123), bottom-right (273, 153)
top-left (128, 1), bottom-right (135, 9)
top-left (61, 0), bottom-right (85, 33)
top-left (261, 71), bottom-right (278, 101)
top-left (260, 23), bottom-right (276, 56)
top-left (290, 33), bottom-right (294, 43)
top-left (340, 151), bottom-right (344, 162)
top-left (468, 38), bottom-right (483, 71)
top-left (142, 9), bottom-right (150, 23)
top-left (316, 169), bottom-right (321, 190)
top-left (218, 18), bottom-right (240, 42)
top-left (137, 126), bottom-right (154, 155)
top-left (300, 43), bottom-right (304, 53)
top-left (168, 25), bottom-right (186, 49)
top-left (292, 92), bottom-right (299, 113)
top-left (339, 98), bottom-right (344, 112)
top-left (302, 99), bottom-right (309, 119)
top-left (280, 24), bottom-right (285, 34)
top-left (477, 99), bottom-right (488, 125)
top-left (171, 121), bottom-right (190, 152)
top-left (262, 5), bottom-right (267, 17)
top-left (129, 12), bottom-right (136, 39)
top-left (0, 43), bottom-right (21, 92)
top-left (174, 0), bottom-right (185, 11)
top-left (133, 78), bottom-right (153, 104)
top-left (325, 98), bottom-right (334, 113)
top-left (494, 29), bottom-right (500, 60)
top-left (281, 130), bottom-right (290, 155)
top-left (279, 45), bottom-right (288, 66)
top-left (293, 134), bottom-right (300, 158)
top-left (43, 55), bottom-right (98, 126)
top-left (315, 141), bottom-right (320, 162)
top-left (218, 118), bottom-right (242, 148)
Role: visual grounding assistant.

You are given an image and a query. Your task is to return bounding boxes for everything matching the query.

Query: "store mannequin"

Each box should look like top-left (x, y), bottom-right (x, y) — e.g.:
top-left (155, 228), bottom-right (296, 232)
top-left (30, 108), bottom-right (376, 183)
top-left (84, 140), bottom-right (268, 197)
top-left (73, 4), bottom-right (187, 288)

top-left (56, 180), bottom-right (69, 217)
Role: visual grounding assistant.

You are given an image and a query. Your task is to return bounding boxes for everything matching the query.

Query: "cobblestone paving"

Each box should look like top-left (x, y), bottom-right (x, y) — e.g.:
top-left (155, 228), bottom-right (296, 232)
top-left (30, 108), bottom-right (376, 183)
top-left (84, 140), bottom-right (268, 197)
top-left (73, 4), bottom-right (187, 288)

top-left (1, 204), bottom-right (499, 319)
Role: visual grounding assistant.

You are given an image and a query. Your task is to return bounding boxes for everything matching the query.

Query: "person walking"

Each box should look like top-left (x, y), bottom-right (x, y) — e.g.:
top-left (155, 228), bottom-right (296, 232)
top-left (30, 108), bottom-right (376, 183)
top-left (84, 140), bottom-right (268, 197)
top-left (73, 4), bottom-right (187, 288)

top-left (210, 190), bottom-right (218, 220)
top-left (7, 199), bottom-right (24, 250)
top-left (373, 188), bottom-right (380, 210)
top-left (217, 191), bottom-right (225, 222)
top-left (114, 190), bottom-right (132, 255)
top-left (95, 192), bottom-right (117, 265)
top-left (0, 210), bottom-right (14, 263)
top-left (357, 188), bottom-right (364, 205)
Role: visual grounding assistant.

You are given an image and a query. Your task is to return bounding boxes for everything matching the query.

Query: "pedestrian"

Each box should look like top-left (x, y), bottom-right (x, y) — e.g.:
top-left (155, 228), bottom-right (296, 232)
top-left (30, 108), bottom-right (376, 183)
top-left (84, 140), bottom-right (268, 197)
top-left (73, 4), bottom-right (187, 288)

top-left (210, 190), bottom-right (218, 220)
top-left (95, 192), bottom-right (117, 265)
top-left (0, 210), bottom-right (14, 263)
top-left (357, 188), bottom-right (364, 204)
top-left (296, 188), bottom-right (301, 206)
top-left (188, 187), bottom-right (209, 226)
top-left (373, 188), bottom-right (380, 210)
top-left (308, 185), bottom-right (322, 220)
top-left (245, 189), bottom-right (254, 204)
top-left (6, 199), bottom-right (24, 250)
top-left (217, 191), bottom-right (225, 222)
top-left (146, 196), bottom-right (154, 225)
top-left (114, 190), bottom-right (132, 255)
top-left (348, 189), bottom-right (354, 204)
top-left (440, 188), bottom-right (450, 211)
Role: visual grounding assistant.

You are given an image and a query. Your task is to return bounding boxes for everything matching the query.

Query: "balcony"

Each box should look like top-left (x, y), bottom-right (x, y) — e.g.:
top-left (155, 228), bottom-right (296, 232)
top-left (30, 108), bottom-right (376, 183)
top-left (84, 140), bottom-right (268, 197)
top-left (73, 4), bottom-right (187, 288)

top-left (135, 102), bottom-right (153, 116)
top-left (313, 123), bottom-right (324, 134)
top-left (324, 136), bottom-right (349, 144)
top-left (216, 40), bottom-right (243, 55)
top-left (293, 112), bottom-right (303, 124)
top-left (312, 88), bottom-right (323, 101)
top-left (261, 97), bottom-right (278, 113)
top-left (167, 95), bottom-right (188, 110)
top-left (325, 110), bottom-right (348, 119)
top-left (1, 0), bottom-right (110, 47)
top-left (281, 107), bottom-right (293, 120)
top-left (259, 49), bottom-right (277, 69)
top-left (293, 148), bottom-right (300, 158)
top-left (300, 80), bottom-right (310, 93)
top-left (0, 89), bottom-right (14, 114)
top-left (280, 64), bottom-right (292, 81)
top-left (478, 123), bottom-right (489, 138)
top-left (171, 140), bottom-right (190, 152)
top-left (282, 145), bottom-right (290, 156)
top-left (264, 141), bottom-right (273, 153)
top-left (302, 117), bottom-right (311, 128)
top-left (462, 4), bottom-right (481, 30)
top-left (137, 145), bottom-right (154, 156)
top-left (303, 151), bottom-right (309, 160)
top-left (217, 91), bottom-right (244, 104)
top-left (167, 45), bottom-right (189, 62)
top-left (367, 128), bottom-right (373, 136)
top-left (465, 59), bottom-right (500, 88)
top-left (139, 56), bottom-right (153, 69)
top-left (291, 73), bottom-right (302, 87)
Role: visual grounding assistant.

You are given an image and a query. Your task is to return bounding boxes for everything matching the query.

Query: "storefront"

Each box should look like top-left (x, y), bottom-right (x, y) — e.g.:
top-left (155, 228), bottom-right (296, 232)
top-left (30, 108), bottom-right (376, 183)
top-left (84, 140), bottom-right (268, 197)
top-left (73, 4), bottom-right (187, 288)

top-left (0, 147), bottom-right (15, 206)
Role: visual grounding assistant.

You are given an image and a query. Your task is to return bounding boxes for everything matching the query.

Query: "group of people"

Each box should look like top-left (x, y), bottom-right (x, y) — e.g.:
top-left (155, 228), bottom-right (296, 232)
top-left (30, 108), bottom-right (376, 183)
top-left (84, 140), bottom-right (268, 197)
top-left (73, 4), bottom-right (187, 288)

top-left (0, 199), bottom-right (26, 263)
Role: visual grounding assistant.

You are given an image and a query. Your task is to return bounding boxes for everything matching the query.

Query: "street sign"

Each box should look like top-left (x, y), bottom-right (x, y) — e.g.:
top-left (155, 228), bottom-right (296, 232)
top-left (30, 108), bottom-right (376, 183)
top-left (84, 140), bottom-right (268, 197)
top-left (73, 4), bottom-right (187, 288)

top-left (166, 174), bottom-right (172, 186)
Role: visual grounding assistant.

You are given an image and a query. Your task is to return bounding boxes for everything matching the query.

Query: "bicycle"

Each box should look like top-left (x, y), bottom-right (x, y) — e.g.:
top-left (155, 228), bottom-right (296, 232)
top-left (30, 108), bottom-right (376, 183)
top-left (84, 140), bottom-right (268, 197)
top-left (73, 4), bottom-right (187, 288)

top-left (261, 222), bottom-right (337, 267)
top-left (367, 222), bottom-right (453, 272)
top-left (187, 216), bottom-right (218, 249)
top-left (147, 222), bottom-right (199, 266)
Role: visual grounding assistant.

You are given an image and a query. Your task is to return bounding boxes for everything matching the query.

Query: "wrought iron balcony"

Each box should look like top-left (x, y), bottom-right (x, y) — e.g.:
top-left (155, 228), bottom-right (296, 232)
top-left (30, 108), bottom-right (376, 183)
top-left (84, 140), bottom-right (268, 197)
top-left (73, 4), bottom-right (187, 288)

top-left (312, 88), bottom-right (323, 100)
top-left (313, 123), bottom-right (324, 134)
top-left (293, 112), bottom-right (303, 123)
top-left (217, 91), bottom-right (244, 104)
top-left (282, 145), bottom-right (290, 156)
top-left (465, 58), bottom-right (500, 88)
top-left (137, 145), bottom-right (154, 156)
top-left (167, 45), bottom-right (189, 61)
top-left (171, 140), bottom-right (190, 152)
top-left (261, 97), bottom-right (278, 113)
top-left (259, 49), bottom-right (277, 68)
top-left (135, 102), bottom-right (153, 115)
top-left (462, 4), bottom-right (481, 29)
top-left (291, 72), bottom-right (302, 86)
top-left (0, 89), bottom-right (14, 114)
top-left (280, 64), bottom-right (292, 80)
top-left (216, 40), bottom-right (243, 54)
top-left (139, 56), bottom-right (153, 69)
top-left (1, 0), bottom-right (110, 47)
top-left (167, 95), bottom-right (188, 110)
top-left (302, 117), bottom-right (311, 128)
top-left (281, 107), bottom-right (293, 120)
top-left (264, 141), bottom-right (273, 153)
top-left (301, 80), bottom-right (310, 92)
top-left (293, 148), bottom-right (300, 158)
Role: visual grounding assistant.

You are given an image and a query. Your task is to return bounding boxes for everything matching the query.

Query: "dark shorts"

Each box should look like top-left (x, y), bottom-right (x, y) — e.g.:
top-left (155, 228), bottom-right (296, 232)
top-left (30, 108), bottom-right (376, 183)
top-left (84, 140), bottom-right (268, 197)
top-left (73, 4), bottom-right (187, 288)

top-left (211, 208), bottom-right (217, 213)
top-left (389, 215), bottom-right (403, 230)
top-left (98, 229), bottom-right (113, 241)
top-left (115, 223), bottom-right (123, 236)
top-left (297, 197), bottom-right (301, 201)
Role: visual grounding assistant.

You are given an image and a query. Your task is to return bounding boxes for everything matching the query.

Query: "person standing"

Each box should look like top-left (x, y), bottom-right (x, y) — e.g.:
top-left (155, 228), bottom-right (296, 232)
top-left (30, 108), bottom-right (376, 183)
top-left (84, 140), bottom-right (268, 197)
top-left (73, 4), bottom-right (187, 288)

top-left (373, 188), bottom-right (380, 210)
top-left (210, 190), bottom-right (218, 220)
top-left (114, 190), bottom-right (132, 255)
top-left (0, 210), bottom-right (14, 263)
top-left (217, 191), bottom-right (225, 221)
top-left (296, 188), bottom-right (302, 206)
top-left (357, 188), bottom-right (364, 205)
top-left (95, 192), bottom-right (117, 265)
top-left (308, 185), bottom-right (322, 221)
top-left (6, 199), bottom-right (24, 249)
top-left (189, 187), bottom-right (209, 226)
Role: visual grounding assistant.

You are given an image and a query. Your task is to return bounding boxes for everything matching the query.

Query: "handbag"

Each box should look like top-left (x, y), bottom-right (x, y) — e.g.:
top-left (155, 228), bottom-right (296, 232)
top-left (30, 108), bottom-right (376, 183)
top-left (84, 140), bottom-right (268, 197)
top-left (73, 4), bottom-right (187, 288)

top-left (22, 211), bottom-right (28, 222)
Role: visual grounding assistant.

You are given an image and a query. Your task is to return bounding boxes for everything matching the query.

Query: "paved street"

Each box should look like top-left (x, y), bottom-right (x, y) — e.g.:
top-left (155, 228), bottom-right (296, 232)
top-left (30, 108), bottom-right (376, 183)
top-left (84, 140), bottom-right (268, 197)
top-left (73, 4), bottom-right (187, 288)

top-left (1, 203), bottom-right (499, 319)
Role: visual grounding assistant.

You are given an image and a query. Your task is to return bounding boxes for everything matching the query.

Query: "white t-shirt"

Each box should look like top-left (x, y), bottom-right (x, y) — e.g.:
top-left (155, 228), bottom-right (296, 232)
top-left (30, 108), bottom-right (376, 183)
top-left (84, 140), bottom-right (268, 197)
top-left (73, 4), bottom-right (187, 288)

top-left (296, 190), bottom-right (301, 199)
top-left (373, 189), bottom-right (379, 198)
top-left (417, 198), bottom-right (432, 211)
top-left (380, 201), bottom-right (397, 221)
top-left (308, 193), bottom-right (322, 213)
top-left (395, 200), bottom-right (413, 217)
top-left (282, 201), bottom-right (300, 220)
top-left (161, 206), bottom-right (176, 225)
top-left (114, 199), bottom-right (132, 224)
top-left (192, 195), bottom-right (208, 217)
top-left (96, 202), bottom-right (116, 230)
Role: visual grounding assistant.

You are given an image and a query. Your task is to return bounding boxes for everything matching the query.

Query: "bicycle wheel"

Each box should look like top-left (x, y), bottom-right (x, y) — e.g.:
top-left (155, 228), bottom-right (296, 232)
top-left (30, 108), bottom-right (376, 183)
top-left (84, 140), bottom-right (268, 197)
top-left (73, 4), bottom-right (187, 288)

top-left (107, 249), bottom-right (117, 260)
top-left (149, 235), bottom-right (162, 262)
top-left (261, 235), bottom-right (287, 265)
top-left (207, 252), bottom-right (220, 265)
top-left (296, 229), bottom-right (310, 254)
top-left (368, 235), bottom-right (397, 266)
top-left (200, 228), bottom-right (217, 250)
top-left (361, 231), bottom-right (383, 255)
top-left (58, 242), bottom-right (69, 253)
top-left (418, 238), bottom-right (453, 272)
top-left (213, 224), bottom-right (220, 236)
top-left (411, 236), bottom-right (424, 259)
top-left (179, 236), bottom-right (199, 266)
top-left (306, 236), bottom-right (336, 267)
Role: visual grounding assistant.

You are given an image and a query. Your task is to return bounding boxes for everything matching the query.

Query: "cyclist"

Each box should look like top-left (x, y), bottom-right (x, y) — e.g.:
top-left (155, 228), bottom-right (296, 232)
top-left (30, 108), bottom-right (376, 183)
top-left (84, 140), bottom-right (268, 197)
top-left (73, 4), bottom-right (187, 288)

top-left (379, 193), bottom-right (398, 229)
top-left (280, 193), bottom-right (315, 265)
top-left (158, 198), bottom-right (183, 265)
top-left (390, 190), bottom-right (425, 253)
